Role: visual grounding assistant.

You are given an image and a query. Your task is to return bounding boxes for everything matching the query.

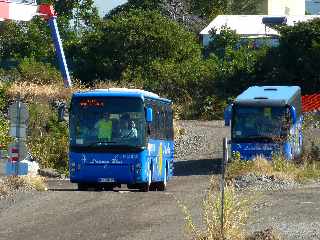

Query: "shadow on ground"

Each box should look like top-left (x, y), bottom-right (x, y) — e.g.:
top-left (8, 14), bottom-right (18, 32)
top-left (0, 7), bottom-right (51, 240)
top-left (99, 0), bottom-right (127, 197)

top-left (174, 158), bottom-right (222, 176)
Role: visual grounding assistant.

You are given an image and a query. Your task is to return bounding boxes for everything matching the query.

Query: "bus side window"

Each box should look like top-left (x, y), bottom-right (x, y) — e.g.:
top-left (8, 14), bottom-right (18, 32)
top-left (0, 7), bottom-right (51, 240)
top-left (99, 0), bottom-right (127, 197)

top-left (152, 102), bottom-right (159, 139)
top-left (166, 104), bottom-right (172, 140)
top-left (160, 106), bottom-right (165, 140)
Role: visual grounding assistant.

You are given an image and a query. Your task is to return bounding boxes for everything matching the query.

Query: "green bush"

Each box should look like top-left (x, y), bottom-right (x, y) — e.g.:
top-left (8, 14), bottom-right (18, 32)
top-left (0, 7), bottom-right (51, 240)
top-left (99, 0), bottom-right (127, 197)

top-left (27, 102), bottom-right (69, 173)
top-left (0, 114), bottom-right (12, 149)
top-left (17, 58), bottom-right (62, 85)
top-left (0, 82), bottom-right (10, 111)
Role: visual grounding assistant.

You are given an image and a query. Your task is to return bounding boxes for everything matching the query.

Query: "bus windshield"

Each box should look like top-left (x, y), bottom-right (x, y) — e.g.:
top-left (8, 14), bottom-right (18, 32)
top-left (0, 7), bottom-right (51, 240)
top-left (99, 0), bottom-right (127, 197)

top-left (232, 106), bottom-right (288, 142)
top-left (70, 97), bottom-right (146, 150)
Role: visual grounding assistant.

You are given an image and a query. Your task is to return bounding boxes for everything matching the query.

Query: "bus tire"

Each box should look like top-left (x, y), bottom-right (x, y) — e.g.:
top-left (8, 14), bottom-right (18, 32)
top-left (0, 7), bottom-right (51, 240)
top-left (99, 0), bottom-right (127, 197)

top-left (78, 183), bottom-right (88, 191)
top-left (104, 183), bottom-right (115, 191)
top-left (140, 167), bottom-right (152, 192)
top-left (158, 167), bottom-right (167, 191)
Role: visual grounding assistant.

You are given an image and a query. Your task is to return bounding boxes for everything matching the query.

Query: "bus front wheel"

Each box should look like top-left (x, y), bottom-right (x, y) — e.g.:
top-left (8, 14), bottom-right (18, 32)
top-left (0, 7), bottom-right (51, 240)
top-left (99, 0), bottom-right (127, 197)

top-left (78, 183), bottom-right (88, 191)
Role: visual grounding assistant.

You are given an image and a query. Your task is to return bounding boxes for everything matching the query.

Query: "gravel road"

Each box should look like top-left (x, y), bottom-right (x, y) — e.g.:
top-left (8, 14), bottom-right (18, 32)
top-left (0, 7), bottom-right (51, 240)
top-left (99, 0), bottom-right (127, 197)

top-left (1, 120), bottom-right (320, 240)
top-left (248, 182), bottom-right (320, 240)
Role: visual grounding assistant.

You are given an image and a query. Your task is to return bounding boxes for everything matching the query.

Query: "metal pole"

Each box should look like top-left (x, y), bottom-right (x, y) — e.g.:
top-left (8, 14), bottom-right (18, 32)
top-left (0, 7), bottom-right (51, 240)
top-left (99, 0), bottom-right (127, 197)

top-left (48, 16), bottom-right (72, 88)
top-left (221, 137), bottom-right (228, 239)
top-left (15, 96), bottom-right (21, 176)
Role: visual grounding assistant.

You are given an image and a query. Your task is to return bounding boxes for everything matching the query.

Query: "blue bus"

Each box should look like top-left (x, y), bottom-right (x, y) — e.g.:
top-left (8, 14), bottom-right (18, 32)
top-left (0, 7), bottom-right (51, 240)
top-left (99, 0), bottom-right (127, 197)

top-left (69, 89), bottom-right (174, 191)
top-left (225, 86), bottom-right (303, 160)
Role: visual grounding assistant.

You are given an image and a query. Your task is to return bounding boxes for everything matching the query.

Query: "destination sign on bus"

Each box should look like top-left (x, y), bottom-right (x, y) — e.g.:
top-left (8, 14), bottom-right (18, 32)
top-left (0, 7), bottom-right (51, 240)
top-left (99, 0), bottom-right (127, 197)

top-left (80, 99), bottom-right (104, 107)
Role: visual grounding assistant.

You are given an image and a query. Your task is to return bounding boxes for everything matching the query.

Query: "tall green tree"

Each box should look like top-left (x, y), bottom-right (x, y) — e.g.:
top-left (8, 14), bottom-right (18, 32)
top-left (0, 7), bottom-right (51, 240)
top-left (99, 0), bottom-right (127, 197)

top-left (190, 0), bottom-right (264, 19)
top-left (74, 9), bottom-right (202, 83)
top-left (106, 0), bottom-right (164, 18)
top-left (255, 18), bottom-right (320, 93)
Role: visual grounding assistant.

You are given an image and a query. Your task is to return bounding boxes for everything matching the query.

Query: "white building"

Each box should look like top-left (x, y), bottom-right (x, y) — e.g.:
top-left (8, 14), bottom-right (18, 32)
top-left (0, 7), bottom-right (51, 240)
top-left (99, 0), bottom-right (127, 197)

top-left (262, 0), bottom-right (305, 15)
top-left (200, 15), bottom-right (319, 47)
top-left (200, 0), bottom-right (318, 47)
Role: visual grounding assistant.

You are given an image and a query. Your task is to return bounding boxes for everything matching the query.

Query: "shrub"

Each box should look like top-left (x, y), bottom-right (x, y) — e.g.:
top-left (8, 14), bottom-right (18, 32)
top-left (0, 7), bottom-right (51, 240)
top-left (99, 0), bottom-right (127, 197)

top-left (0, 81), bottom-right (10, 111)
top-left (180, 178), bottom-right (249, 240)
top-left (27, 102), bottom-right (69, 173)
top-left (227, 153), bottom-right (320, 183)
top-left (0, 114), bottom-right (12, 149)
top-left (17, 58), bottom-right (62, 85)
top-left (0, 176), bottom-right (47, 198)
top-left (227, 155), bottom-right (274, 181)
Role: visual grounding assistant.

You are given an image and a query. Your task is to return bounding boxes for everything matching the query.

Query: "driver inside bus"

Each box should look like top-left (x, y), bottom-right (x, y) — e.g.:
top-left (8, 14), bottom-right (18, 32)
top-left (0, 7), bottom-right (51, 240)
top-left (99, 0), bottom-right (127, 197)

top-left (95, 112), bottom-right (113, 141)
top-left (120, 115), bottom-right (138, 139)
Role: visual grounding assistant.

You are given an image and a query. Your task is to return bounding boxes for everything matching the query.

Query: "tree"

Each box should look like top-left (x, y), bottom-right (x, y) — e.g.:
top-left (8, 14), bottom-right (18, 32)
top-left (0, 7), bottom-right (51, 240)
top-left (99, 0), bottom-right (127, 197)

top-left (0, 0), bottom-right (100, 74)
top-left (255, 18), bottom-right (320, 93)
top-left (74, 9), bottom-right (202, 83)
top-left (206, 27), bottom-right (269, 98)
top-left (190, 0), bottom-right (264, 20)
top-left (106, 0), bottom-right (164, 19)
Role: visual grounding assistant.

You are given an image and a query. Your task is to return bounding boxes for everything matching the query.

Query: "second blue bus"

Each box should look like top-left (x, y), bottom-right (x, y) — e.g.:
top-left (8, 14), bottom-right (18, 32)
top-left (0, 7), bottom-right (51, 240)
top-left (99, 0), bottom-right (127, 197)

top-left (225, 86), bottom-right (303, 160)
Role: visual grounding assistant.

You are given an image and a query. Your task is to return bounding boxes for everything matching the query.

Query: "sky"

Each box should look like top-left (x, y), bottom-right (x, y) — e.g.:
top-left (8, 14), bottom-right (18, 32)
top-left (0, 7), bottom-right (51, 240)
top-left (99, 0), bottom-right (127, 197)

top-left (95, 0), bottom-right (128, 17)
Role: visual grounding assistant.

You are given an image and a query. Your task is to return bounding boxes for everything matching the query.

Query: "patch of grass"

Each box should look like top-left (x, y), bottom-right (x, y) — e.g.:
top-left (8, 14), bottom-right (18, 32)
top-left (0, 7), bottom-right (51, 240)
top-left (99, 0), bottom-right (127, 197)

top-left (179, 178), bottom-right (249, 240)
top-left (0, 176), bottom-right (47, 198)
top-left (227, 155), bottom-right (274, 181)
top-left (227, 153), bottom-right (320, 183)
top-left (295, 163), bottom-right (320, 183)
top-left (22, 176), bottom-right (47, 191)
top-left (7, 81), bottom-right (83, 103)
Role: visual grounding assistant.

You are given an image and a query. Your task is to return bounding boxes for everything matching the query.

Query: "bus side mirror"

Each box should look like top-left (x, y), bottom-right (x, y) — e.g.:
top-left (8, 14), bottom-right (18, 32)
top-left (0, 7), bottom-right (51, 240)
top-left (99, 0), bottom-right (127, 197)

top-left (290, 106), bottom-right (297, 125)
top-left (224, 104), bottom-right (233, 126)
top-left (58, 102), bottom-right (66, 122)
top-left (146, 107), bottom-right (153, 123)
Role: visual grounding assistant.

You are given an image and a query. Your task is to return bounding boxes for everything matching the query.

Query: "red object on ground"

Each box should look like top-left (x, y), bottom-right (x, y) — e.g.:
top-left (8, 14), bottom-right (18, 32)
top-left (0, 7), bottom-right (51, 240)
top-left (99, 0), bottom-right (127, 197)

top-left (38, 4), bottom-right (56, 20)
top-left (302, 94), bottom-right (320, 113)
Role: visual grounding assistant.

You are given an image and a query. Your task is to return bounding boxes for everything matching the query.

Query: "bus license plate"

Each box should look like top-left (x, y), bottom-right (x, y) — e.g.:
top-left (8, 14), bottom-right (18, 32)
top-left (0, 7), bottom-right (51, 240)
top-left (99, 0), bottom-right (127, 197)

top-left (98, 178), bottom-right (115, 183)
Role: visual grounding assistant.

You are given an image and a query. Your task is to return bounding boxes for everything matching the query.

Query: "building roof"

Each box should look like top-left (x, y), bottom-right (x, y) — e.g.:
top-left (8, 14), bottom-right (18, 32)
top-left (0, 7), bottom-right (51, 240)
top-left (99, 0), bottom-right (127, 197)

top-left (200, 15), bottom-right (320, 36)
top-left (235, 86), bottom-right (300, 106)
top-left (72, 88), bottom-right (171, 103)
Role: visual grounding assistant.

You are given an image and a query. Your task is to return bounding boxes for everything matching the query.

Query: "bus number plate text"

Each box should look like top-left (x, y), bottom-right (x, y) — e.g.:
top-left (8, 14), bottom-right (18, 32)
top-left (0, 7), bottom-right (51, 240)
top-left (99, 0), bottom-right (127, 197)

top-left (98, 178), bottom-right (115, 183)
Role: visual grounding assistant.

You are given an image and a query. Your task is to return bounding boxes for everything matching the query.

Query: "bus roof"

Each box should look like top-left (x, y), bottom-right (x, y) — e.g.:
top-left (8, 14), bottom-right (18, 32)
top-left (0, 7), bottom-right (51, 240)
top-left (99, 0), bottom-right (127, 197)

top-left (235, 86), bottom-right (300, 106)
top-left (72, 88), bottom-right (171, 103)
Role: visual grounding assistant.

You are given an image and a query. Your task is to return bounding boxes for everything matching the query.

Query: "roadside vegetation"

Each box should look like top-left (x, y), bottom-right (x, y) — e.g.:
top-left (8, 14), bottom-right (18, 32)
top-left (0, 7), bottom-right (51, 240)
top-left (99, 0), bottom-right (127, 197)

top-left (0, 176), bottom-right (47, 199)
top-left (180, 177), bottom-right (282, 240)
top-left (180, 181), bottom-right (249, 240)
top-left (227, 153), bottom-right (320, 184)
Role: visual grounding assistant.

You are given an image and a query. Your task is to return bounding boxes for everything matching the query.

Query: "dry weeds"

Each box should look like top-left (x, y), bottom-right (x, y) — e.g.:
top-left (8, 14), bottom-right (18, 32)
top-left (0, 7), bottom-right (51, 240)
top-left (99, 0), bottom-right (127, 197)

top-left (180, 178), bottom-right (249, 240)
top-left (0, 175), bottom-right (47, 199)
